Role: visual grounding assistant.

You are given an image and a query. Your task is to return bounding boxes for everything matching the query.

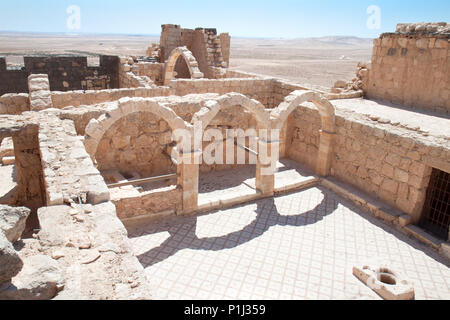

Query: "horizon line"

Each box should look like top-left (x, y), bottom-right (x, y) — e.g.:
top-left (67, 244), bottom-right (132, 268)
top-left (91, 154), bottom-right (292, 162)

top-left (0, 29), bottom-right (375, 40)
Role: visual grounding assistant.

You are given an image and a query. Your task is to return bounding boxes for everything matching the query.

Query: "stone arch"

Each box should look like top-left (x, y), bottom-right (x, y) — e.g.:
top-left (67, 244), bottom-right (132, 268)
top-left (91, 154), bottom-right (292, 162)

top-left (192, 93), bottom-right (272, 196)
top-left (83, 97), bottom-right (190, 160)
top-left (192, 93), bottom-right (270, 130)
top-left (163, 47), bottom-right (204, 85)
top-left (270, 90), bottom-right (336, 176)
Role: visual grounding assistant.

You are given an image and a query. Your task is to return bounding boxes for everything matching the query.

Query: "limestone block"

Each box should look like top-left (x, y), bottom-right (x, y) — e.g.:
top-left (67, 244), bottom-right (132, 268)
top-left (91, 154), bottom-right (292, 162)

top-left (394, 168), bottom-right (409, 183)
top-left (0, 205), bottom-right (31, 243)
top-left (0, 254), bottom-right (63, 300)
top-left (381, 178), bottom-right (399, 194)
top-left (86, 175), bottom-right (110, 205)
top-left (112, 136), bottom-right (131, 149)
top-left (0, 232), bottom-right (23, 284)
top-left (28, 74), bottom-right (50, 93)
top-left (85, 119), bottom-right (104, 141)
top-left (415, 39), bottom-right (429, 49)
top-left (381, 163), bottom-right (394, 178)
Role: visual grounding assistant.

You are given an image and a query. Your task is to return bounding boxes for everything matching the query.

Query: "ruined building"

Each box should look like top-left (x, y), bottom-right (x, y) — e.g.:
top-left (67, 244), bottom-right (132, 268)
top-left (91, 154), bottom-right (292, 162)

top-left (0, 23), bottom-right (448, 299)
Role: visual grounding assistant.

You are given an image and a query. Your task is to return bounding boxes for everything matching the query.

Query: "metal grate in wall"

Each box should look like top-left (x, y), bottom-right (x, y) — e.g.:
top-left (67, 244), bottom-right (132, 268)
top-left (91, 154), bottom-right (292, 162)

top-left (420, 169), bottom-right (450, 240)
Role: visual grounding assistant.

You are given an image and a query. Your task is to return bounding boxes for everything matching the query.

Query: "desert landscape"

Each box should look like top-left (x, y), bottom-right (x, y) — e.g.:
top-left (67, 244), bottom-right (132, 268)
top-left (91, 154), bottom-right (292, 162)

top-left (0, 32), bottom-right (372, 89)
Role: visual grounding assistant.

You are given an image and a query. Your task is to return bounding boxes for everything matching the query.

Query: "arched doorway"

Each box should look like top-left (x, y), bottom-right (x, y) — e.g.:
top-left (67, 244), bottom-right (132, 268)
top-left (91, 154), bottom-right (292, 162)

top-left (83, 98), bottom-right (194, 216)
top-left (269, 90), bottom-right (336, 193)
top-left (163, 47), bottom-right (204, 85)
top-left (192, 93), bottom-right (270, 207)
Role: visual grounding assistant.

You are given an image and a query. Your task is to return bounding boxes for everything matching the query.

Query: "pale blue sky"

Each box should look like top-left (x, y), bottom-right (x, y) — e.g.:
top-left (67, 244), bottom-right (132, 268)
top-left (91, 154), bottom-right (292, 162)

top-left (0, 0), bottom-right (448, 38)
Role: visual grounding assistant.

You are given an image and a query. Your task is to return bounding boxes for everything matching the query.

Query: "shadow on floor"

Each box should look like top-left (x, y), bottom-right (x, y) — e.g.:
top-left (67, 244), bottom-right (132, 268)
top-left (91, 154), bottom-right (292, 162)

top-left (132, 186), bottom-right (338, 268)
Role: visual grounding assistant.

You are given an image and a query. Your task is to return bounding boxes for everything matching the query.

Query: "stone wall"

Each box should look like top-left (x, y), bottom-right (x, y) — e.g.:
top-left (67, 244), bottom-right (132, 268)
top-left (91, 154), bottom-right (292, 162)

top-left (0, 94), bottom-right (29, 115)
top-left (200, 105), bottom-right (258, 173)
top-left (36, 112), bottom-right (109, 206)
top-left (0, 116), bottom-right (45, 213)
top-left (160, 24), bottom-right (184, 61)
top-left (133, 62), bottom-right (164, 85)
top-left (219, 33), bottom-right (231, 67)
top-left (287, 102), bottom-right (450, 222)
top-left (160, 25), bottom-right (229, 78)
top-left (365, 24), bottom-right (449, 114)
top-left (0, 55), bottom-right (120, 96)
top-left (95, 112), bottom-right (176, 178)
top-left (0, 76), bottom-right (363, 116)
top-left (0, 110), bottom-right (150, 300)
top-left (191, 30), bottom-right (212, 78)
top-left (112, 186), bottom-right (181, 220)
top-left (286, 107), bottom-right (321, 171)
top-left (170, 78), bottom-right (276, 108)
top-left (48, 78), bottom-right (277, 109)
top-left (50, 87), bottom-right (172, 109)
top-left (118, 58), bottom-right (155, 88)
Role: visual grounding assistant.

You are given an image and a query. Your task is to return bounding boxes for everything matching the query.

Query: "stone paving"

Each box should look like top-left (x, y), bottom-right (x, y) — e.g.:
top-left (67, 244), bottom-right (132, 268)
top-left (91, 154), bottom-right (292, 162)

top-left (333, 98), bottom-right (450, 139)
top-left (127, 187), bottom-right (450, 300)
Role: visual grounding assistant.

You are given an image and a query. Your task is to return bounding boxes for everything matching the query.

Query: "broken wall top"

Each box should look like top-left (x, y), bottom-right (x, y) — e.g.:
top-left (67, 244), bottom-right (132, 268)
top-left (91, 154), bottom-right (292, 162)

top-left (382, 22), bottom-right (450, 39)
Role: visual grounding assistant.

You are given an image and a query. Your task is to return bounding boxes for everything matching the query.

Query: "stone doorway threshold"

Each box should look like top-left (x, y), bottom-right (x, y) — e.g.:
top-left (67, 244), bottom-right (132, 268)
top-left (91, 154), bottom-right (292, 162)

top-left (197, 159), bottom-right (320, 212)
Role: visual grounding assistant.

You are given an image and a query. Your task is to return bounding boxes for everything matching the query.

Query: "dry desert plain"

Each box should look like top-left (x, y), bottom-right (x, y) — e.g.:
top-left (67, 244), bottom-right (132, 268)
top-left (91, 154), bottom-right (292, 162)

top-left (0, 32), bottom-right (373, 90)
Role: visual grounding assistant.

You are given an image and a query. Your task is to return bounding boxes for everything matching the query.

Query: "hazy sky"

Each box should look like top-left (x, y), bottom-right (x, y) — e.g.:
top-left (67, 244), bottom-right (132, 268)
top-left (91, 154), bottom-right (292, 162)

top-left (0, 0), bottom-right (449, 38)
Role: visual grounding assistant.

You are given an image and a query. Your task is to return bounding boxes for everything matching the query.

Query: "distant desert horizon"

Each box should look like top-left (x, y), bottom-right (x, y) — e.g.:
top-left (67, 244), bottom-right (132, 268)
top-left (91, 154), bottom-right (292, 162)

top-left (0, 31), bottom-right (373, 89)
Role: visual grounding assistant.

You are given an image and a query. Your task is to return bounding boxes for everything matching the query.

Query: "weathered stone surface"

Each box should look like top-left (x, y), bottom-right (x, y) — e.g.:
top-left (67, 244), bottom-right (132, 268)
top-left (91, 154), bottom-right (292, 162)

top-left (0, 232), bottom-right (23, 284)
top-left (37, 203), bottom-right (150, 300)
top-left (0, 254), bottom-right (63, 300)
top-left (353, 264), bottom-right (415, 300)
top-left (366, 25), bottom-right (450, 114)
top-left (0, 205), bottom-right (31, 243)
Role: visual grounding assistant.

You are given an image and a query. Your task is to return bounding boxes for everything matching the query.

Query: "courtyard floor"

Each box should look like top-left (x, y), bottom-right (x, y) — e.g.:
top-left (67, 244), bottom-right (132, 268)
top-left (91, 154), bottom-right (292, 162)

top-left (127, 186), bottom-right (450, 300)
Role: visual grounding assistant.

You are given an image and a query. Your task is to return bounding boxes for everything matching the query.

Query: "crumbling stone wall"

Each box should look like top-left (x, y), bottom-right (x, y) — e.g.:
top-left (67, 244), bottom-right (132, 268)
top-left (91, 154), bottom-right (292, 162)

top-left (0, 117), bottom-right (45, 212)
top-left (12, 124), bottom-right (46, 212)
top-left (0, 59), bottom-right (28, 94)
top-left (0, 55), bottom-right (120, 96)
top-left (133, 62), bottom-right (164, 85)
top-left (160, 24), bottom-right (184, 61)
top-left (160, 25), bottom-right (230, 78)
top-left (36, 112), bottom-right (109, 206)
top-left (0, 76), bottom-right (359, 116)
top-left (47, 78), bottom-right (277, 109)
top-left (365, 23), bottom-right (449, 114)
top-left (219, 33), bottom-right (231, 67)
top-left (118, 57), bottom-right (155, 88)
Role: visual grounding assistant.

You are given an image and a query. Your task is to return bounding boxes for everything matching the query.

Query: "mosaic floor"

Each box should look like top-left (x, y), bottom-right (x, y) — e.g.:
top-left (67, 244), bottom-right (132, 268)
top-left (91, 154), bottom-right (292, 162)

top-left (127, 187), bottom-right (450, 300)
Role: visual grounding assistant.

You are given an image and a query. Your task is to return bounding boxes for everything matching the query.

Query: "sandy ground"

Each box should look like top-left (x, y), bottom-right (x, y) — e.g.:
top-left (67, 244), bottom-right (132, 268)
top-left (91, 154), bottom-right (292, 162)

top-left (230, 37), bottom-right (373, 89)
top-left (0, 32), bottom-right (373, 89)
